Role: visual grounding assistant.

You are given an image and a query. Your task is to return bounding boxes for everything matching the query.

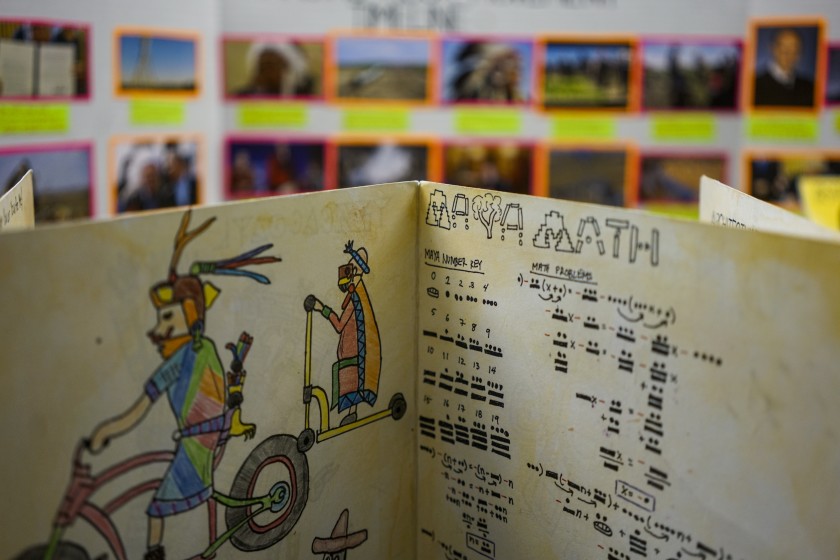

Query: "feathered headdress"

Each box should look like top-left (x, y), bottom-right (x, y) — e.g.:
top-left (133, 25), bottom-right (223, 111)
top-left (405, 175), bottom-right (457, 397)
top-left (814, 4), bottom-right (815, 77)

top-left (150, 210), bottom-right (281, 325)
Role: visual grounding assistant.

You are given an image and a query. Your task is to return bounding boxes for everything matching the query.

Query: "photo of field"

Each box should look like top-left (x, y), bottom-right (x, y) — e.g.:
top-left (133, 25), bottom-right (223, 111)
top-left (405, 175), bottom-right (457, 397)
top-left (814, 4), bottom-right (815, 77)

top-left (642, 41), bottom-right (741, 110)
top-left (0, 144), bottom-right (92, 222)
top-left (118, 33), bottom-right (197, 94)
top-left (546, 148), bottom-right (630, 206)
top-left (444, 143), bottom-right (532, 194)
top-left (542, 41), bottom-right (632, 109)
top-left (335, 36), bottom-right (431, 101)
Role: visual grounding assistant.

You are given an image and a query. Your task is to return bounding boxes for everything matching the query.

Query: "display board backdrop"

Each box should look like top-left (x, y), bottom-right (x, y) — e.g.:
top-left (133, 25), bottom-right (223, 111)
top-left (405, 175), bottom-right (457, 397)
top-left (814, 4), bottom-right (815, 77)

top-left (0, 0), bottom-right (838, 220)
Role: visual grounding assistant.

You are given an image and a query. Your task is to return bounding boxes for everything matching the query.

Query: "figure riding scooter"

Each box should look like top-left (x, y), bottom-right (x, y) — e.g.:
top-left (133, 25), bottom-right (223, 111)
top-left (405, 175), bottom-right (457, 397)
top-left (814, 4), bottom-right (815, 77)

top-left (299, 241), bottom-right (405, 452)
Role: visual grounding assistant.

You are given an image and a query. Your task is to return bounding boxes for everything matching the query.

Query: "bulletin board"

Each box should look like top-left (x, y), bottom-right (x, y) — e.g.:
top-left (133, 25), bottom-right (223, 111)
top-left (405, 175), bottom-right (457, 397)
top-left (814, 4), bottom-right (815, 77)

top-left (0, 0), bottom-right (838, 221)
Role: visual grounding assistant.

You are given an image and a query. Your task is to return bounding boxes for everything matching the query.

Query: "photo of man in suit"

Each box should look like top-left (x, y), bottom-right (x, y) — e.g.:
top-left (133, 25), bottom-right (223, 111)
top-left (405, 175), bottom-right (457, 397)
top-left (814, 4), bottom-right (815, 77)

top-left (752, 25), bottom-right (820, 109)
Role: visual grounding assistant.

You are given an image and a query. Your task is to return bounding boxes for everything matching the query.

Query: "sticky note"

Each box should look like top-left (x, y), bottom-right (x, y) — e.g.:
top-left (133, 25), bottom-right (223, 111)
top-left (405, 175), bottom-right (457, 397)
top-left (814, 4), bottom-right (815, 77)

top-left (239, 103), bottom-right (308, 128)
top-left (343, 108), bottom-right (410, 132)
top-left (798, 175), bottom-right (840, 231)
top-left (130, 100), bottom-right (185, 125)
top-left (0, 104), bottom-right (70, 134)
top-left (835, 112), bottom-right (840, 135)
top-left (651, 115), bottom-right (716, 142)
top-left (552, 116), bottom-right (616, 140)
top-left (747, 115), bottom-right (818, 141)
top-left (455, 109), bottom-right (522, 135)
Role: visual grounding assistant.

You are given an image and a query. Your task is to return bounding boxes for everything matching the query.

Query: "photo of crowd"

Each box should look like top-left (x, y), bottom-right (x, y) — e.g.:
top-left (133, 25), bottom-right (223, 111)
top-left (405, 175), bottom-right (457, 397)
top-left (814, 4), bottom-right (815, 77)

top-left (227, 138), bottom-right (325, 196)
top-left (113, 137), bottom-right (200, 213)
top-left (443, 142), bottom-right (533, 194)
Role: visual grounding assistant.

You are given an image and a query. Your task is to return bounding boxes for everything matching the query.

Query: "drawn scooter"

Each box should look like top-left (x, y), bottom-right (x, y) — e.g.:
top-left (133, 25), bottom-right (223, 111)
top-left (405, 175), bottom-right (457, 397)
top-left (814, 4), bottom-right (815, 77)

top-left (297, 295), bottom-right (407, 453)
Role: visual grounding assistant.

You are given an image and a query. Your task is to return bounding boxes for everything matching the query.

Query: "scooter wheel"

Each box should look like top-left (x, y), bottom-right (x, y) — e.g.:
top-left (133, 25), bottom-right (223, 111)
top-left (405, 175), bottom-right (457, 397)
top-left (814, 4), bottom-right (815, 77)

top-left (297, 428), bottom-right (315, 453)
top-left (226, 434), bottom-right (309, 552)
top-left (14, 542), bottom-right (90, 560)
top-left (389, 393), bottom-right (407, 421)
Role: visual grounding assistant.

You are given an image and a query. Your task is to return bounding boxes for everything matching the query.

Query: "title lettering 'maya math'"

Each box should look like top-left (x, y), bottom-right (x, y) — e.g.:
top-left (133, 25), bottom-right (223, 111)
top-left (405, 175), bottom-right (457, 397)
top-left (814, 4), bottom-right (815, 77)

top-left (533, 210), bottom-right (660, 267)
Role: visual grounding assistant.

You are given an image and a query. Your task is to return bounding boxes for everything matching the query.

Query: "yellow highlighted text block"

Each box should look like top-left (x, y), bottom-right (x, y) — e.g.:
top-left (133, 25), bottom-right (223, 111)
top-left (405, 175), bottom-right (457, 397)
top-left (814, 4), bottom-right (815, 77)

top-left (0, 104), bottom-right (70, 134)
top-left (651, 114), bottom-right (716, 142)
top-left (747, 115), bottom-right (818, 141)
top-left (552, 116), bottom-right (616, 140)
top-left (343, 108), bottom-right (410, 132)
top-left (239, 103), bottom-right (308, 128)
top-left (130, 100), bottom-right (186, 125)
top-left (455, 109), bottom-right (522, 135)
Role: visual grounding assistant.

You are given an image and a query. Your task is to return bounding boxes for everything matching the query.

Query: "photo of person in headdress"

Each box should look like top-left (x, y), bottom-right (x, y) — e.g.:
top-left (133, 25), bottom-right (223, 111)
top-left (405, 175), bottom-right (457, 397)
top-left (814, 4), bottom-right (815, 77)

top-left (442, 38), bottom-right (533, 103)
top-left (223, 38), bottom-right (322, 98)
top-left (751, 23), bottom-right (822, 109)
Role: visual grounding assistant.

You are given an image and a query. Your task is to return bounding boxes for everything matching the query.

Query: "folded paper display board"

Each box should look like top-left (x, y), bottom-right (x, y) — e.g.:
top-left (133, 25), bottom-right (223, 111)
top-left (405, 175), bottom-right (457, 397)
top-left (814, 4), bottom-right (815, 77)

top-left (1, 182), bottom-right (839, 560)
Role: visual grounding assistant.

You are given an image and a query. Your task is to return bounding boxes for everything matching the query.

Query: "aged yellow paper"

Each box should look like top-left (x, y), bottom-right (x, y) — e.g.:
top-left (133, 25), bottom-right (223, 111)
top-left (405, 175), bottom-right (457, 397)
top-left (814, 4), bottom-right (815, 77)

top-left (0, 169), bottom-right (35, 231)
top-left (0, 183), bottom-right (417, 559)
top-left (417, 182), bottom-right (840, 560)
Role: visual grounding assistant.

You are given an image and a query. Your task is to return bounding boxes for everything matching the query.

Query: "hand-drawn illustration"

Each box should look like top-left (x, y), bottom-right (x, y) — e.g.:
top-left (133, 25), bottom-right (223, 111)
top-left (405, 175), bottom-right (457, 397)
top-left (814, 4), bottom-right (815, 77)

top-left (299, 240), bottom-right (406, 452)
top-left (427, 188), bottom-right (453, 230)
top-left (472, 193), bottom-right (502, 238)
top-left (311, 509), bottom-right (368, 559)
top-left (14, 210), bottom-right (313, 560)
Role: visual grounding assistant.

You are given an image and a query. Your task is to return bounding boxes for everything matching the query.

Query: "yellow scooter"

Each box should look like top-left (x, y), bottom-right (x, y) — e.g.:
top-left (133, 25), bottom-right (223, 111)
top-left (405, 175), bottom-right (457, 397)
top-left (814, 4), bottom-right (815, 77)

top-left (298, 295), bottom-right (407, 452)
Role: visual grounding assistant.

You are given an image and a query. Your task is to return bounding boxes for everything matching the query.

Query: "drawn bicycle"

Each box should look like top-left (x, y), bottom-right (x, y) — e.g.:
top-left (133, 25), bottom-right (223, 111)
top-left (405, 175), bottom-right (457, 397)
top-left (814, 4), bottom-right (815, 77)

top-left (16, 335), bottom-right (309, 560)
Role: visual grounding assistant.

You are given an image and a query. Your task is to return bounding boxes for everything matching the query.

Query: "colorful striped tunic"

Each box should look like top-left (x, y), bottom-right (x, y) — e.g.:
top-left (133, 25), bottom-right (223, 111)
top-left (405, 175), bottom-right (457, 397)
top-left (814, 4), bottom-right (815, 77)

top-left (144, 337), bottom-right (225, 517)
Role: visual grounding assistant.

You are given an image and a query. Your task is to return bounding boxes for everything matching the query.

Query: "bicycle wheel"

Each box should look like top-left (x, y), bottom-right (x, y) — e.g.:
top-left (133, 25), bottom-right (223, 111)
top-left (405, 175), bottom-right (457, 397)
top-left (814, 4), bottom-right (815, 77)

top-left (225, 434), bottom-right (309, 551)
top-left (15, 542), bottom-right (90, 560)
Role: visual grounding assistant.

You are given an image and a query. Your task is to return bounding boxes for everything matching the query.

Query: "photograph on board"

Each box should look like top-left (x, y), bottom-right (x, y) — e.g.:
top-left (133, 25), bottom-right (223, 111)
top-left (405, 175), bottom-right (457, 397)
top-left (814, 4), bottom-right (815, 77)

top-left (336, 139), bottom-right (432, 188)
top-left (826, 44), bottom-right (840, 105)
top-left (443, 142), bottom-right (533, 195)
top-left (223, 37), bottom-right (323, 99)
top-left (746, 151), bottom-right (840, 208)
top-left (639, 152), bottom-right (727, 217)
top-left (542, 145), bottom-right (635, 207)
top-left (441, 37), bottom-right (533, 104)
top-left (0, 143), bottom-right (92, 222)
top-left (112, 136), bottom-right (200, 213)
top-left (226, 137), bottom-right (326, 197)
top-left (0, 19), bottom-right (89, 99)
top-left (540, 39), bottom-right (635, 110)
top-left (748, 21), bottom-right (823, 110)
top-left (641, 39), bottom-right (741, 111)
top-left (332, 35), bottom-right (432, 102)
top-left (116, 30), bottom-right (199, 96)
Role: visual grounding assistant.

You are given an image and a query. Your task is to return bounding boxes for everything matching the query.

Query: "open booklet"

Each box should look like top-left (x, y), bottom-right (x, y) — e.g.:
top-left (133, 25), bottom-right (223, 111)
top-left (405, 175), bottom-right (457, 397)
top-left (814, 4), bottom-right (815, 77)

top-left (2, 181), bottom-right (839, 560)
